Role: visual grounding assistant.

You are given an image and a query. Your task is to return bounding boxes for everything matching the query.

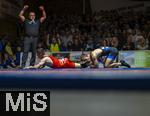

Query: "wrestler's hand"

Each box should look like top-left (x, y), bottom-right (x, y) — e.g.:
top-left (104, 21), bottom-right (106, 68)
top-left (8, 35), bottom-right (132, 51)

top-left (23, 5), bottom-right (29, 10)
top-left (39, 6), bottom-right (44, 11)
top-left (25, 66), bottom-right (35, 69)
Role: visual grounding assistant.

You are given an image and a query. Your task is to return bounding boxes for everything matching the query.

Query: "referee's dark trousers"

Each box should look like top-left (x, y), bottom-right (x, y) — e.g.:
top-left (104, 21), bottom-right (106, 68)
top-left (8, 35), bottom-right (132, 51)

top-left (21, 36), bottom-right (38, 67)
top-left (21, 19), bottom-right (41, 67)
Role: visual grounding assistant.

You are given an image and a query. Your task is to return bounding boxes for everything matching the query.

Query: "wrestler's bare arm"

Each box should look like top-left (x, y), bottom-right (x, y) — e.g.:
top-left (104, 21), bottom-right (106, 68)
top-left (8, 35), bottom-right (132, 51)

top-left (27, 57), bottom-right (50, 69)
top-left (90, 52), bottom-right (99, 68)
top-left (90, 49), bottom-right (102, 68)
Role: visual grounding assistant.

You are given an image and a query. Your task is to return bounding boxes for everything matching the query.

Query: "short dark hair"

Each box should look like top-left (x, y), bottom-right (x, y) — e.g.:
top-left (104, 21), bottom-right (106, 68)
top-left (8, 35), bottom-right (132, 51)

top-left (37, 48), bottom-right (44, 54)
top-left (80, 54), bottom-right (88, 61)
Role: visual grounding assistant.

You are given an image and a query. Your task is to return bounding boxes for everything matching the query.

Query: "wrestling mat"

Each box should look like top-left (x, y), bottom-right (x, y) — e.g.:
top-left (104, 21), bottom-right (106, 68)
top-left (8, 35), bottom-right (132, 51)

top-left (0, 68), bottom-right (150, 90)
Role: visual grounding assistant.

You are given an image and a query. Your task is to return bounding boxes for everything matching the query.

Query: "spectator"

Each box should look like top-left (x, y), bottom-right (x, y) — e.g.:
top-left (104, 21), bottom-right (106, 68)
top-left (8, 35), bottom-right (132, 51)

top-left (101, 39), bottom-right (109, 47)
top-left (136, 36), bottom-right (149, 50)
top-left (85, 37), bottom-right (94, 51)
top-left (122, 35), bottom-right (135, 50)
top-left (72, 39), bottom-right (82, 51)
top-left (14, 46), bottom-right (21, 66)
top-left (5, 41), bottom-right (14, 58)
top-left (2, 52), bottom-right (16, 69)
top-left (111, 36), bottom-right (119, 49)
top-left (49, 37), bottom-right (61, 52)
top-left (0, 37), bottom-right (5, 68)
top-left (66, 41), bottom-right (73, 51)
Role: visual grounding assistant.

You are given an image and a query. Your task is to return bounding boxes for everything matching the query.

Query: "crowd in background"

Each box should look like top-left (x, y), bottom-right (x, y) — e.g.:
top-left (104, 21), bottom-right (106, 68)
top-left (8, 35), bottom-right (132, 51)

top-left (0, 35), bottom-right (21, 68)
top-left (43, 9), bottom-right (150, 52)
top-left (0, 9), bottom-right (150, 68)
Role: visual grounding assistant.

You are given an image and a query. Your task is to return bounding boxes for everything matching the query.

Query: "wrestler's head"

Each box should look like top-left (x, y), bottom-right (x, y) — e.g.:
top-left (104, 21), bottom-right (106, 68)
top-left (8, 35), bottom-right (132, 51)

top-left (80, 53), bottom-right (90, 63)
top-left (29, 12), bottom-right (36, 20)
top-left (37, 48), bottom-right (45, 59)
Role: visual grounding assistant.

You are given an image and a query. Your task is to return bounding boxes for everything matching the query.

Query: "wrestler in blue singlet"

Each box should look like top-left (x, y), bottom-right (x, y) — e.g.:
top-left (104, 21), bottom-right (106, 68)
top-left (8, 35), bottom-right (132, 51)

top-left (98, 47), bottom-right (118, 64)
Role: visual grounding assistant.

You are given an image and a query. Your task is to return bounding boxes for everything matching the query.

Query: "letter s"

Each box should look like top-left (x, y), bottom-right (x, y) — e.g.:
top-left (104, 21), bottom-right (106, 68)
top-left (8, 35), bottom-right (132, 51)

top-left (33, 93), bottom-right (47, 111)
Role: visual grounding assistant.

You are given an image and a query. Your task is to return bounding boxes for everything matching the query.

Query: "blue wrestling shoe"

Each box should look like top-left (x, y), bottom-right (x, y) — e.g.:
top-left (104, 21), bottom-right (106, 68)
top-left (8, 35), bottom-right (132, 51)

top-left (120, 60), bottom-right (131, 68)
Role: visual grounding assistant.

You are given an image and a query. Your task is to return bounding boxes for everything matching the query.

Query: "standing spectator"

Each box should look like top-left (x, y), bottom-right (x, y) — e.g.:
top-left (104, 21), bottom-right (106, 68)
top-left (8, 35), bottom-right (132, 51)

top-left (19, 5), bottom-right (46, 68)
top-left (49, 36), bottom-right (61, 52)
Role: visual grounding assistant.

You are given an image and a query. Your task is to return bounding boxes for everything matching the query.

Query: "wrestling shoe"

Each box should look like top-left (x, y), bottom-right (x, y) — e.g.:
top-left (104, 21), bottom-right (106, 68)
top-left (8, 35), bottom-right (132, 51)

top-left (120, 60), bottom-right (131, 68)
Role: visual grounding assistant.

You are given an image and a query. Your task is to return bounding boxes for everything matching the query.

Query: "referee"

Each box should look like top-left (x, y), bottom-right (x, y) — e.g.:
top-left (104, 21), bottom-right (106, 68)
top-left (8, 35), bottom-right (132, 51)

top-left (19, 5), bottom-right (46, 68)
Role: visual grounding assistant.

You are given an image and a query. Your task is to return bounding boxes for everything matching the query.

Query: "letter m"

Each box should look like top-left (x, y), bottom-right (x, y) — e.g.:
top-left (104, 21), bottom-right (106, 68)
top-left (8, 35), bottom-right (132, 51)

top-left (6, 93), bottom-right (24, 111)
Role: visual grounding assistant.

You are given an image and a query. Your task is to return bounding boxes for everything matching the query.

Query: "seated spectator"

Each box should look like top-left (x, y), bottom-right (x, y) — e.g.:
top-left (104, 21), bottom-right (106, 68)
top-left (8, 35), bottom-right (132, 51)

top-left (66, 41), bottom-right (73, 51)
top-left (136, 36), bottom-right (149, 50)
top-left (5, 41), bottom-right (14, 58)
top-left (101, 39), bottom-right (109, 47)
top-left (14, 46), bottom-right (21, 66)
top-left (0, 38), bottom-right (5, 68)
top-left (122, 35), bottom-right (135, 50)
top-left (110, 36), bottom-right (119, 49)
top-left (72, 39), bottom-right (82, 51)
top-left (2, 52), bottom-right (16, 69)
top-left (60, 43), bottom-right (67, 51)
top-left (0, 38), bottom-right (4, 53)
top-left (84, 41), bottom-right (92, 51)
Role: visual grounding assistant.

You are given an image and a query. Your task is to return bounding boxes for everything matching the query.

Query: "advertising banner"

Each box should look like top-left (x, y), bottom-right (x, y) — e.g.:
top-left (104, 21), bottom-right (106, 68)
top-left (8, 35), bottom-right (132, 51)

top-left (119, 50), bottom-right (150, 68)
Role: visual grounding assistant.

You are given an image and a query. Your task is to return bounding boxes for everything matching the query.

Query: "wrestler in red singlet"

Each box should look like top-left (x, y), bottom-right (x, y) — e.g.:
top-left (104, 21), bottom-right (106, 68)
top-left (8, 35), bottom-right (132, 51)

top-left (49, 56), bottom-right (75, 68)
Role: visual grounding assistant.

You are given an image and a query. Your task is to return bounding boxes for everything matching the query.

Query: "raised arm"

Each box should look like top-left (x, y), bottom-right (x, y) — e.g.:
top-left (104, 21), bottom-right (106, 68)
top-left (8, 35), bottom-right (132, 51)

top-left (19, 5), bottom-right (29, 22)
top-left (39, 6), bottom-right (46, 23)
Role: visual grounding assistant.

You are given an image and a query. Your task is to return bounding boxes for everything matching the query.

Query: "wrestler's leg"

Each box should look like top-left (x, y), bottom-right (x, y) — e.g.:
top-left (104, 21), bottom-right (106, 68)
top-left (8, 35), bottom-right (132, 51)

top-left (104, 53), bottom-right (120, 68)
top-left (104, 48), bottom-right (130, 68)
top-left (105, 57), bottom-right (130, 68)
top-left (104, 49), bottom-right (120, 68)
top-left (104, 58), bottom-right (121, 68)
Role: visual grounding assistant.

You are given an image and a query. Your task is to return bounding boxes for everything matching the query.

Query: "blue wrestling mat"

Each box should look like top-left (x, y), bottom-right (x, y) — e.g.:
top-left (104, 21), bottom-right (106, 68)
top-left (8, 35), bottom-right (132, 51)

top-left (0, 68), bottom-right (150, 90)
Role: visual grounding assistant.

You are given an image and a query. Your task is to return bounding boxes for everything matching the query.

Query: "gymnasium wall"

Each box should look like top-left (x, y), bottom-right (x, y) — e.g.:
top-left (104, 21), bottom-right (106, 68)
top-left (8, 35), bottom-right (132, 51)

top-left (0, 0), bottom-right (23, 36)
top-left (90, 0), bottom-right (150, 11)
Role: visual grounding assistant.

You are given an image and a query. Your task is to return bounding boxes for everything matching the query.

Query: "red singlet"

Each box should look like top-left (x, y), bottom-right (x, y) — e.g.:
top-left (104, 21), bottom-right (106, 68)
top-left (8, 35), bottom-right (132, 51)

top-left (49, 56), bottom-right (75, 68)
